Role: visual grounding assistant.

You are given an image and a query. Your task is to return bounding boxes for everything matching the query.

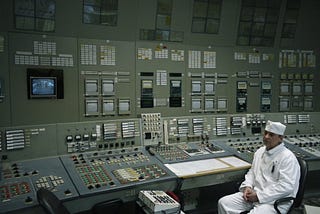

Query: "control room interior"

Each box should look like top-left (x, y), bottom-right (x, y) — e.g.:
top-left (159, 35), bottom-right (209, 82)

top-left (1, 0), bottom-right (320, 213)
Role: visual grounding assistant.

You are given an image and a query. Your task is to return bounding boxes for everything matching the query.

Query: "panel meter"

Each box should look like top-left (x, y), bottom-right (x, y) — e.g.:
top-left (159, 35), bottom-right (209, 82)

top-left (169, 80), bottom-right (182, 107)
top-left (141, 80), bottom-right (154, 108)
top-left (261, 81), bottom-right (272, 112)
top-left (236, 81), bottom-right (247, 112)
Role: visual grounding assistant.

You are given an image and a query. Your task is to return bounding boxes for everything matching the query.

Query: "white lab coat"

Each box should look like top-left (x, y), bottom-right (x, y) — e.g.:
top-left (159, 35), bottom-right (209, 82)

top-left (218, 143), bottom-right (300, 214)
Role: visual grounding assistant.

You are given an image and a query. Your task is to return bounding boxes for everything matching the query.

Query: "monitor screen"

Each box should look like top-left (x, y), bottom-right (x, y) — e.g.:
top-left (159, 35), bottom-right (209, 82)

top-left (30, 77), bottom-right (57, 97)
top-left (27, 68), bottom-right (64, 99)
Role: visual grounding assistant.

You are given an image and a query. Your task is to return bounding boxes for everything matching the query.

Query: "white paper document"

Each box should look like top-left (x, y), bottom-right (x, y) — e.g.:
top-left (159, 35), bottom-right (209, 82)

top-left (164, 156), bottom-right (250, 177)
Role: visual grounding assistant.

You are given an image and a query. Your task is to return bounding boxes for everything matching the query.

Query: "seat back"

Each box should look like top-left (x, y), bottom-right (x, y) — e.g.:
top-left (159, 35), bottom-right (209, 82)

top-left (293, 157), bottom-right (308, 208)
top-left (92, 198), bottom-right (123, 214)
top-left (36, 188), bottom-right (70, 214)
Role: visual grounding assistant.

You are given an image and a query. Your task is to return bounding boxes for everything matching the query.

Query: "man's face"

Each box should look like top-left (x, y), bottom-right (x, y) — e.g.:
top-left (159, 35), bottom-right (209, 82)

top-left (263, 131), bottom-right (283, 150)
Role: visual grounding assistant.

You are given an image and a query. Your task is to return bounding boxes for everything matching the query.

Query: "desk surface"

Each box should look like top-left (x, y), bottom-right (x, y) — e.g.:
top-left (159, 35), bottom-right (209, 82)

top-left (164, 156), bottom-right (251, 178)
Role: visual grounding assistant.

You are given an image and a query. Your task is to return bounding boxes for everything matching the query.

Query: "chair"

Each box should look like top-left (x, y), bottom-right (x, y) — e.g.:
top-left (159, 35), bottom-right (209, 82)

top-left (91, 198), bottom-right (123, 214)
top-left (274, 157), bottom-right (308, 214)
top-left (37, 187), bottom-right (124, 214)
top-left (36, 188), bottom-right (70, 214)
top-left (240, 157), bottom-right (308, 214)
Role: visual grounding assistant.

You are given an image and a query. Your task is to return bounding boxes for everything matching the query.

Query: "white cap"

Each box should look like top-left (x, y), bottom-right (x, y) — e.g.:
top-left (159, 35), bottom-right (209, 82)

top-left (265, 120), bottom-right (286, 135)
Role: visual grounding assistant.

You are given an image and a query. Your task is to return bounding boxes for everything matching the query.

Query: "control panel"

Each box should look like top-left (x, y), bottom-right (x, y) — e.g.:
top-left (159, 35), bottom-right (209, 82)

top-left (236, 81), bottom-right (248, 112)
top-left (141, 113), bottom-right (163, 146)
top-left (0, 177), bottom-right (35, 213)
top-left (0, 157), bottom-right (78, 213)
top-left (260, 81), bottom-right (272, 112)
top-left (141, 79), bottom-right (154, 108)
top-left (1, 112), bottom-right (320, 213)
top-left (169, 79), bottom-right (182, 107)
top-left (284, 134), bottom-right (320, 160)
top-left (138, 190), bottom-right (180, 214)
top-left (58, 119), bottom-right (141, 154)
top-left (59, 147), bottom-right (176, 196)
top-left (148, 140), bottom-right (231, 164)
top-left (5, 129), bottom-right (26, 150)
top-left (222, 137), bottom-right (264, 162)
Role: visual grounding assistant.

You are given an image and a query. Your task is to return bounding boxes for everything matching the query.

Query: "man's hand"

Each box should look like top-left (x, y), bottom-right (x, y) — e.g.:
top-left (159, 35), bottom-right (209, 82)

top-left (243, 187), bottom-right (259, 202)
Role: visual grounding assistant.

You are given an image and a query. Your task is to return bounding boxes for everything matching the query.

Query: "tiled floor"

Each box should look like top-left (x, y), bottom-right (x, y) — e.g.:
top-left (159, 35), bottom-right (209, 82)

top-left (305, 205), bottom-right (320, 214)
top-left (303, 196), bottom-right (320, 214)
top-left (290, 195), bottom-right (320, 214)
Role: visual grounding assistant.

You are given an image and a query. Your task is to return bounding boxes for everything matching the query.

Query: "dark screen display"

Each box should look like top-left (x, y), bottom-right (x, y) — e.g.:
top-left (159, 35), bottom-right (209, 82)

top-left (27, 68), bottom-right (64, 99)
top-left (31, 77), bottom-right (56, 97)
top-left (251, 126), bottom-right (261, 134)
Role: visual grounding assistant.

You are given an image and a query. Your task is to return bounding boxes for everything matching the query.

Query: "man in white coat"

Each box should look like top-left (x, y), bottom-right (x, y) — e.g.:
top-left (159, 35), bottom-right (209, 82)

top-left (218, 120), bottom-right (300, 214)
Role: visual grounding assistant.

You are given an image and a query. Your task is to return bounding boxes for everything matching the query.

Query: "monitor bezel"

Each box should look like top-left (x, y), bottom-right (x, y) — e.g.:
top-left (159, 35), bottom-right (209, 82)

top-left (27, 68), bottom-right (64, 99)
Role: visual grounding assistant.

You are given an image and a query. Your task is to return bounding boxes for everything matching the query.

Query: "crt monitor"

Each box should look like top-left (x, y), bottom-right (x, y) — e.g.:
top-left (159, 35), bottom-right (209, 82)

top-left (27, 68), bottom-right (64, 99)
top-left (30, 77), bottom-right (57, 98)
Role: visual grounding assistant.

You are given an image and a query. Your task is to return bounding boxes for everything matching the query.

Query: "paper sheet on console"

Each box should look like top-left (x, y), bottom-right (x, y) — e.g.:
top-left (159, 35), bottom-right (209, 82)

top-left (164, 158), bottom-right (230, 177)
top-left (219, 156), bottom-right (251, 168)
